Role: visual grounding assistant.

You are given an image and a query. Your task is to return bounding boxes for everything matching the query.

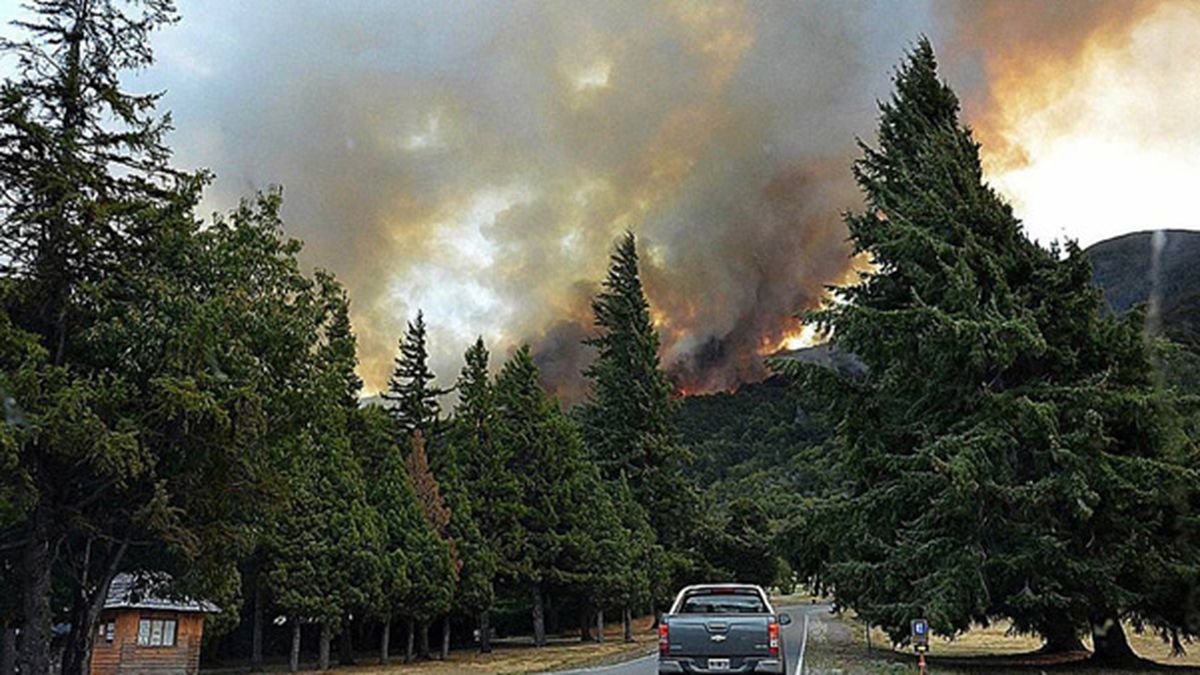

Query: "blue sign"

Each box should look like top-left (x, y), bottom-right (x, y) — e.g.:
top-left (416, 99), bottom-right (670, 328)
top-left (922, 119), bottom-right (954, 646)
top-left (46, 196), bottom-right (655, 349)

top-left (911, 618), bottom-right (930, 653)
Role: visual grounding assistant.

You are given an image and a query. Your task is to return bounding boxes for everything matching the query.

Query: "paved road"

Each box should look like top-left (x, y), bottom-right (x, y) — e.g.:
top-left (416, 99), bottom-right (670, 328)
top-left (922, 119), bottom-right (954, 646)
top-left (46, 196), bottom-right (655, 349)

top-left (548, 603), bottom-right (831, 675)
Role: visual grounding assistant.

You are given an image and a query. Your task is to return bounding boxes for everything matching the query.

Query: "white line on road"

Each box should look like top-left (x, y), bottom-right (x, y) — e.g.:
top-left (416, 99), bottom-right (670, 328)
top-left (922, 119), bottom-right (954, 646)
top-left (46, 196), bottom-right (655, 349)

top-left (795, 612), bottom-right (809, 675)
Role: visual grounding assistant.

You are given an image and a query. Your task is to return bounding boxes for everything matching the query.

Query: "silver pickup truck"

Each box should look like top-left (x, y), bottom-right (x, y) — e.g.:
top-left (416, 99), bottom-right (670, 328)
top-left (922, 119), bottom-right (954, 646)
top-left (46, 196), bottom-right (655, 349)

top-left (658, 584), bottom-right (791, 674)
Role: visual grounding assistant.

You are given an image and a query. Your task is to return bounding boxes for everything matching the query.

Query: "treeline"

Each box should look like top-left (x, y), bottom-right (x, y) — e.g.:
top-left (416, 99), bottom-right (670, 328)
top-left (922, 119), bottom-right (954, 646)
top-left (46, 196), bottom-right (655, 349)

top-left (0, 3), bottom-right (779, 674)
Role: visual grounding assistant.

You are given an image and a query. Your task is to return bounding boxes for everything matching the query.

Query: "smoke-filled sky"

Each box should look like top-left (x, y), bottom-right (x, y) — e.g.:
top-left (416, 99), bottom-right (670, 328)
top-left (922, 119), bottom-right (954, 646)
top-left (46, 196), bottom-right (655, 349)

top-left (3, 1), bottom-right (1197, 398)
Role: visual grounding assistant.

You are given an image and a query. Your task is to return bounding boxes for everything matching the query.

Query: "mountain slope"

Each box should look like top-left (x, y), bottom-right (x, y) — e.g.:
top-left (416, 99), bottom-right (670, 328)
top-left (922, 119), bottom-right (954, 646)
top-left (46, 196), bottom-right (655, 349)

top-left (1085, 228), bottom-right (1200, 343)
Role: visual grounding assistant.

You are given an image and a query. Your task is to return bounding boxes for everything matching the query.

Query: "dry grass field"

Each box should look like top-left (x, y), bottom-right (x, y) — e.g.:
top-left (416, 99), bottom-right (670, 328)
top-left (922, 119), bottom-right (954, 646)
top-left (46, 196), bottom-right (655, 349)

top-left (206, 616), bottom-right (657, 675)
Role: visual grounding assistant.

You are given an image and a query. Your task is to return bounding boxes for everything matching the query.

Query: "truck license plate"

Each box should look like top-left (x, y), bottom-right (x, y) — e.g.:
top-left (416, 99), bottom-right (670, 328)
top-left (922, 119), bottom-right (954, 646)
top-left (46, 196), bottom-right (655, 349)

top-left (707, 658), bottom-right (730, 670)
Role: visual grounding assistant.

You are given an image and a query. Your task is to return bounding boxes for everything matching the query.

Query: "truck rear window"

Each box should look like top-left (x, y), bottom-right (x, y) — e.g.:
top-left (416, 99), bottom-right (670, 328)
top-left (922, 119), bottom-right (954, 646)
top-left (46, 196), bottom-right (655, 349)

top-left (679, 591), bottom-right (767, 614)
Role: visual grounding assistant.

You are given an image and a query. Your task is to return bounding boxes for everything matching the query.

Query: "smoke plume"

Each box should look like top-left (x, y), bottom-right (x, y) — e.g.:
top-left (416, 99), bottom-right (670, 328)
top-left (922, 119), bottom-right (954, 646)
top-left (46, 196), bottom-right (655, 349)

top-left (70, 0), bottom-right (1194, 400)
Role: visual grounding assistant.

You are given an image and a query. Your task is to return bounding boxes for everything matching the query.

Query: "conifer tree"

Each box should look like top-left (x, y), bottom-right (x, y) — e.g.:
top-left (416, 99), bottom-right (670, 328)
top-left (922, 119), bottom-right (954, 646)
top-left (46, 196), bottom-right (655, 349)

top-left (581, 232), bottom-right (697, 564)
top-left (778, 37), bottom-right (1200, 660)
top-left (495, 346), bottom-right (609, 647)
top-left (699, 498), bottom-right (780, 588)
top-left (351, 406), bottom-right (411, 665)
top-left (269, 433), bottom-right (383, 672)
top-left (404, 432), bottom-right (456, 658)
top-left (0, 2), bottom-right (208, 671)
top-left (385, 311), bottom-right (443, 438)
top-left (610, 473), bottom-right (660, 642)
top-left (447, 338), bottom-right (516, 652)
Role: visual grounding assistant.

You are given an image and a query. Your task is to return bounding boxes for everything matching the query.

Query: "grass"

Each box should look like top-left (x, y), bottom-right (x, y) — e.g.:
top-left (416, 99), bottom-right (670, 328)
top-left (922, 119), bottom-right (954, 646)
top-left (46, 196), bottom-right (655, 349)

top-left (806, 609), bottom-right (1200, 674)
top-left (862, 619), bottom-right (1200, 667)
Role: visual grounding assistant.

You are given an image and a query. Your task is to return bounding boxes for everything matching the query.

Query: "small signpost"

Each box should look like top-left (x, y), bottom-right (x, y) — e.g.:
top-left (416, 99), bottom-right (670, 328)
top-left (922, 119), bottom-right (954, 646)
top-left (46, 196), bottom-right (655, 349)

top-left (911, 618), bottom-right (930, 675)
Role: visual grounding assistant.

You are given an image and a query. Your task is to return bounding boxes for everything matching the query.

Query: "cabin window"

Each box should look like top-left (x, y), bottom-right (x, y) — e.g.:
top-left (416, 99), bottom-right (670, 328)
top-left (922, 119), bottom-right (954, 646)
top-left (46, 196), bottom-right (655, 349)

top-left (96, 621), bottom-right (115, 643)
top-left (137, 618), bottom-right (177, 647)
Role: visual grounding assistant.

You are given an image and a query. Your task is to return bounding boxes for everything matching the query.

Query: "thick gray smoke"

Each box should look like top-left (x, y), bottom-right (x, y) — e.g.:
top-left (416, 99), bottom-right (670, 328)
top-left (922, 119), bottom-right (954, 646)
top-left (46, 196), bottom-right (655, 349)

top-left (69, 0), bottom-right (1173, 400)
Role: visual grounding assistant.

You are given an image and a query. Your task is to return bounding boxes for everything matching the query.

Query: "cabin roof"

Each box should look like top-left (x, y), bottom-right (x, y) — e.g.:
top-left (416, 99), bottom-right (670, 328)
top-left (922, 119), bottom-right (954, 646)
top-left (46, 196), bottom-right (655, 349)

top-left (104, 573), bottom-right (220, 614)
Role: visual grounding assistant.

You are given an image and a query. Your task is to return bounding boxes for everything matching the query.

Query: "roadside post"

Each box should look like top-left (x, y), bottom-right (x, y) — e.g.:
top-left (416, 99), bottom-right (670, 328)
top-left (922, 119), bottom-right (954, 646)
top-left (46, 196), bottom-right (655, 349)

top-left (911, 618), bottom-right (930, 675)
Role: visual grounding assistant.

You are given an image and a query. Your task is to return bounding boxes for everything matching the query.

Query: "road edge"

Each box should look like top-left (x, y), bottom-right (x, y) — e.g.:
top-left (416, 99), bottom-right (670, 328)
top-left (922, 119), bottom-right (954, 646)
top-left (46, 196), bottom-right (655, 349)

top-left (796, 612), bottom-right (809, 675)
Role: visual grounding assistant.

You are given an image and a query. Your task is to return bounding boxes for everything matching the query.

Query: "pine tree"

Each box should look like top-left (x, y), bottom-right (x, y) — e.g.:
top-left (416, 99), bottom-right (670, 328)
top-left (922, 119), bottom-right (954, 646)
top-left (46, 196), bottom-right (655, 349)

top-left (351, 406), bottom-right (411, 665)
top-left (495, 346), bottom-right (612, 647)
top-left (581, 232), bottom-right (697, 564)
top-left (698, 498), bottom-right (780, 588)
top-left (268, 429), bottom-right (383, 672)
top-left (610, 474), bottom-right (660, 641)
top-left (437, 473), bottom-right (495, 658)
top-left (407, 432), bottom-right (452, 538)
top-left (446, 338), bottom-right (516, 652)
top-left (404, 432), bottom-right (456, 658)
top-left (0, 2), bottom-right (206, 671)
top-left (777, 37), bottom-right (1200, 660)
top-left (385, 311), bottom-right (443, 438)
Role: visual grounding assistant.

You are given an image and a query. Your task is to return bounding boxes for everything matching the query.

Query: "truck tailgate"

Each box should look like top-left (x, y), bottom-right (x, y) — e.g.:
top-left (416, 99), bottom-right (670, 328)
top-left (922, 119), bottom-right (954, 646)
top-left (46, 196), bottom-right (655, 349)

top-left (666, 615), bottom-right (772, 657)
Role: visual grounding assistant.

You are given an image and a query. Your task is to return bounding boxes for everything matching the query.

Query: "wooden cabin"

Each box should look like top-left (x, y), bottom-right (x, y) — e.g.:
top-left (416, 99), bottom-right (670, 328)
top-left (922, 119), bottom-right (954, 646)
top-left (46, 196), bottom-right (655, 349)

top-left (91, 573), bottom-right (219, 675)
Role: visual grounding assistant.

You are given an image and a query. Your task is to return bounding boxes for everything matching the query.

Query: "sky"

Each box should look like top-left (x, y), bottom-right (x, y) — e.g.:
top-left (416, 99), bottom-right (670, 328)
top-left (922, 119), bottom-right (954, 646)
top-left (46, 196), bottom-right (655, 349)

top-left (1, 0), bottom-right (1197, 397)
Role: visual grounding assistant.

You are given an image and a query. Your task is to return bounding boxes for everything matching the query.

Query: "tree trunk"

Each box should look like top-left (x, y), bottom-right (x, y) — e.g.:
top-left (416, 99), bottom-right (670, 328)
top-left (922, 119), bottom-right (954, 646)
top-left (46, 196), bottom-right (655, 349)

top-left (19, 506), bottom-right (53, 675)
top-left (380, 617), bottom-right (391, 665)
top-left (318, 622), bottom-right (332, 671)
top-left (623, 606), bottom-right (633, 643)
top-left (579, 604), bottom-right (592, 642)
top-left (418, 621), bottom-right (431, 659)
top-left (61, 593), bottom-right (97, 675)
top-left (251, 574), bottom-right (264, 671)
top-left (2, 626), bottom-right (17, 675)
top-left (532, 584), bottom-right (547, 647)
top-left (596, 608), bottom-right (605, 643)
top-left (405, 620), bottom-right (415, 663)
top-left (1091, 614), bottom-right (1138, 664)
top-left (547, 592), bottom-right (560, 634)
top-left (479, 610), bottom-right (492, 653)
top-left (338, 617), bottom-right (355, 665)
top-left (289, 619), bottom-right (301, 673)
top-left (1038, 616), bottom-right (1086, 654)
top-left (440, 615), bottom-right (451, 660)
top-left (61, 533), bottom-right (130, 675)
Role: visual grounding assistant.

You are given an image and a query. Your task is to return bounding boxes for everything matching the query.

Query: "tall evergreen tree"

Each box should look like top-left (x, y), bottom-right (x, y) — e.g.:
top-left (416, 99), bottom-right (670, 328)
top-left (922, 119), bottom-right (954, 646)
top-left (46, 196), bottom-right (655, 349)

top-left (385, 311), bottom-right (443, 438)
top-left (0, 2), bottom-right (202, 671)
top-left (496, 346), bottom-right (609, 647)
top-left (610, 473), bottom-right (660, 641)
top-left (777, 38), bottom-right (1200, 661)
top-left (581, 232), bottom-right (697, 567)
top-left (268, 270), bottom-right (384, 672)
top-left (447, 338), bottom-right (516, 653)
top-left (353, 405), bottom-right (456, 666)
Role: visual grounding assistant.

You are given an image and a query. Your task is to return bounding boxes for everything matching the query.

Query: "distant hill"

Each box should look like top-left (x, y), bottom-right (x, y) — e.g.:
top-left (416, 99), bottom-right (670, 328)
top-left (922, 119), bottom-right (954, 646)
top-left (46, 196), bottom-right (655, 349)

top-left (1085, 229), bottom-right (1200, 343)
top-left (767, 342), bottom-right (866, 376)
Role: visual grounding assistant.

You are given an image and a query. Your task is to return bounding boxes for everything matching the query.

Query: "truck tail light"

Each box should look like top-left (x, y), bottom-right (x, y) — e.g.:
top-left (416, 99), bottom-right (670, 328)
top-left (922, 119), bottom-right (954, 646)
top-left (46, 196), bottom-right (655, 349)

top-left (659, 623), bottom-right (670, 656)
top-left (768, 621), bottom-right (780, 656)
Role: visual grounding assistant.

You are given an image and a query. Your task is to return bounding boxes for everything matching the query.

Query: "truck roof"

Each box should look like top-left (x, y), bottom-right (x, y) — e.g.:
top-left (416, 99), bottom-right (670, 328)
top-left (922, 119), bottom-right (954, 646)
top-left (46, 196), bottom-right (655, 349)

top-left (668, 584), bottom-right (775, 614)
top-left (676, 583), bottom-right (767, 592)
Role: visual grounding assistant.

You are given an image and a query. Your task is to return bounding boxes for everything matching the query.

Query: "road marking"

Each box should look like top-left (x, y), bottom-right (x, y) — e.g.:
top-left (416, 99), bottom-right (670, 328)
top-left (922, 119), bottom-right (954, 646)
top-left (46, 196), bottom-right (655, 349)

top-left (796, 612), bottom-right (809, 675)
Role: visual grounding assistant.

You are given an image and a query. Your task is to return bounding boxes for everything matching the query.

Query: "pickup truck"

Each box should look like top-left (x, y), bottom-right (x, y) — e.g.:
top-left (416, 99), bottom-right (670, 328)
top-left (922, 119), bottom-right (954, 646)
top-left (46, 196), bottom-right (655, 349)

top-left (658, 584), bottom-right (791, 674)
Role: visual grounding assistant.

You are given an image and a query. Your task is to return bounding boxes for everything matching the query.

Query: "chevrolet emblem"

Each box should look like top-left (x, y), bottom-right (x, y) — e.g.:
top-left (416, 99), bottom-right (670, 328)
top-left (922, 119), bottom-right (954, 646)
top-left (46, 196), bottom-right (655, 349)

top-left (710, 634), bottom-right (727, 642)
